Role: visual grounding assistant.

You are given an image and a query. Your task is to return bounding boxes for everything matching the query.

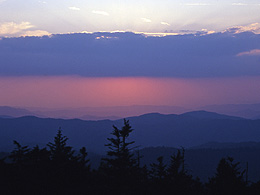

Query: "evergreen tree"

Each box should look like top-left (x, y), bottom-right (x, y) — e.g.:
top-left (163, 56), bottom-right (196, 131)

top-left (207, 157), bottom-right (246, 195)
top-left (150, 156), bottom-right (167, 180)
top-left (167, 148), bottom-right (185, 177)
top-left (103, 119), bottom-right (136, 171)
top-left (149, 156), bottom-right (168, 194)
top-left (9, 140), bottom-right (30, 165)
top-left (166, 148), bottom-right (203, 195)
top-left (27, 145), bottom-right (50, 165)
top-left (47, 128), bottom-right (75, 164)
top-left (78, 146), bottom-right (90, 169)
top-left (47, 128), bottom-right (86, 194)
top-left (101, 119), bottom-right (139, 194)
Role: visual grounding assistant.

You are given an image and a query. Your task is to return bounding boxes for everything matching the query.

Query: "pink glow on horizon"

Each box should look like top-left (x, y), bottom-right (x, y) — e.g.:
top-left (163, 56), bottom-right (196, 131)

top-left (0, 76), bottom-right (260, 108)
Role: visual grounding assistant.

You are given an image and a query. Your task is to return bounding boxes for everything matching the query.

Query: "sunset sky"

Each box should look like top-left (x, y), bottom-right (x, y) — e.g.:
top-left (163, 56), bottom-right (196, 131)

top-left (0, 0), bottom-right (260, 109)
top-left (0, 0), bottom-right (260, 36)
top-left (0, 76), bottom-right (260, 109)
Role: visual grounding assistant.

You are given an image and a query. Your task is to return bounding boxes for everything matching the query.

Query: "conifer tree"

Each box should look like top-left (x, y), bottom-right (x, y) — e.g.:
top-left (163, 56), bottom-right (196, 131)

top-left (46, 128), bottom-right (91, 194)
top-left (150, 156), bottom-right (167, 180)
top-left (166, 148), bottom-right (203, 195)
top-left (207, 157), bottom-right (246, 195)
top-left (167, 148), bottom-right (185, 177)
top-left (102, 119), bottom-right (139, 193)
top-left (27, 145), bottom-right (50, 165)
top-left (9, 140), bottom-right (30, 165)
top-left (104, 119), bottom-right (136, 171)
top-left (47, 128), bottom-right (75, 163)
top-left (149, 156), bottom-right (168, 194)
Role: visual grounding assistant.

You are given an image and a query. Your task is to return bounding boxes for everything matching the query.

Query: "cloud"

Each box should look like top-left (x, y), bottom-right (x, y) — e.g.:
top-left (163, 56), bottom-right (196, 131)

top-left (140, 32), bottom-right (179, 37)
top-left (232, 3), bottom-right (248, 6)
top-left (161, 22), bottom-right (170, 26)
top-left (21, 30), bottom-right (51, 37)
top-left (141, 18), bottom-right (152, 23)
top-left (92, 10), bottom-right (109, 16)
top-left (38, 1), bottom-right (47, 4)
top-left (237, 49), bottom-right (260, 57)
top-left (0, 22), bottom-right (51, 37)
top-left (182, 3), bottom-right (211, 6)
top-left (200, 29), bottom-right (215, 35)
top-left (95, 35), bottom-right (119, 40)
top-left (69, 6), bottom-right (80, 11)
top-left (0, 0), bottom-right (6, 4)
top-left (225, 23), bottom-right (260, 34)
top-left (0, 22), bottom-right (34, 36)
top-left (1, 32), bottom-right (260, 78)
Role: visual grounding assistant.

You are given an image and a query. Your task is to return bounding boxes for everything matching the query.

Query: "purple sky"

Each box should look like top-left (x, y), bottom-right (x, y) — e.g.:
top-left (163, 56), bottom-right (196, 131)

top-left (0, 32), bottom-right (260, 78)
top-left (0, 31), bottom-right (260, 108)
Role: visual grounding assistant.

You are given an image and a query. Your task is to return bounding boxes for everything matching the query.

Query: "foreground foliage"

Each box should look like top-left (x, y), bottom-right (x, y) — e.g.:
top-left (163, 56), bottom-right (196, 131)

top-left (0, 120), bottom-right (260, 194)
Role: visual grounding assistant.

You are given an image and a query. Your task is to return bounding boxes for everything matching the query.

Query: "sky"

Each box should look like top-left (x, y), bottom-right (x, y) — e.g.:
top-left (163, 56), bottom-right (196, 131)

top-left (0, 0), bottom-right (260, 110)
top-left (0, 76), bottom-right (260, 108)
top-left (0, 0), bottom-right (260, 36)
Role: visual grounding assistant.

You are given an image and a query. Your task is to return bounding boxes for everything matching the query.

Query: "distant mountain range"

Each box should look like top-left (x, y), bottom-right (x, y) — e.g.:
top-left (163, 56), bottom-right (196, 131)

top-left (0, 106), bottom-right (37, 118)
top-left (179, 110), bottom-right (243, 120)
top-left (0, 105), bottom-right (188, 120)
top-left (1, 110), bottom-right (260, 154)
top-left (199, 103), bottom-right (260, 119)
top-left (1, 109), bottom-right (260, 182)
top-left (190, 141), bottom-right (260, 149)
top-left (1, 104), bottom-right (260, 120)
top-left (29, 105), bottom-right (188, 120)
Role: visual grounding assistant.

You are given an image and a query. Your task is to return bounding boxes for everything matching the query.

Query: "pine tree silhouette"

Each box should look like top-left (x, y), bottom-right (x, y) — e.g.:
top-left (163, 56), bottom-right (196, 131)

top-left (101, 119), bottom-right (140, 194)
top-left (47, 128), bottom-right (75, 164)
top-left (46, 128), bottom-right (90, 194)
top-left (167, 149), bottom-right (185, 177)
top-left (150, 156), bottom-right (167, 180)
top-left (166, 148), bottom-right (203, 195)
top-left (9, 140), bottom-right (30, 165)
top-left (103, 119), bottom-right (136, 171)
top-left (207, 157), bottom-right (246, 195)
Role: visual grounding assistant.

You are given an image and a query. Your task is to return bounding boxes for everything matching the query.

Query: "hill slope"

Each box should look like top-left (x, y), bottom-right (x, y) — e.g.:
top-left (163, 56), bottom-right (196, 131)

top-left (0, 106), bottom-right (36, 118)
top-left (0, 111), bottom-right (259, 153)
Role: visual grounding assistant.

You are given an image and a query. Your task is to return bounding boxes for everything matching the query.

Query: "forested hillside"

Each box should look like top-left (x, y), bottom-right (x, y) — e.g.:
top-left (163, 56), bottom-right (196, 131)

top-left (1, 111), bottom-right (260, 153)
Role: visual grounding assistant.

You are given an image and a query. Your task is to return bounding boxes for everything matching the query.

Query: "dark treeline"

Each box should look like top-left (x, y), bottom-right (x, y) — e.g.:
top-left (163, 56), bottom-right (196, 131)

top-left (1, 119), bottom-right (260, 194)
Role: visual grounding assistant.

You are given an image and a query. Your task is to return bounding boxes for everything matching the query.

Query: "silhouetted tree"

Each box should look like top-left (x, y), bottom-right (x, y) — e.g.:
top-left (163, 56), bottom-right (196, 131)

top-left (6, 122), bottom-right (260, 195)
top-left (103, 119), bottom-right (136, 171)
top-left (78, 147), bottom-right (90, 168)
top-left (101, 119), bottom-right (140, 193)
top-left (3, 128), bottom-right (92, 194)
top-left (167, 148), bottom-right (185, 177)
top-left (9, 140), bottom-right (30, 165)
top-left (46, 128), bottom-right (90, 194)
top-left (166, 148), bottom-right (204, 195)
top-left (27, 145), bottom-right (50, 165)
top-left (150, 156), bottom-right (167, 180)
top-left (149, 156), bottom-right (166, 193)
top-left (207, 157), bottom-right (246, 195)
top-left (47, 128), bottom-right (75, 164)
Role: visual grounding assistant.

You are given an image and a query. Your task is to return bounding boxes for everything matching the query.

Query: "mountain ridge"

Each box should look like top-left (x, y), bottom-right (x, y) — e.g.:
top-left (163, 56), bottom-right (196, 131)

top-left (0, 110), bottom-right (259, 154)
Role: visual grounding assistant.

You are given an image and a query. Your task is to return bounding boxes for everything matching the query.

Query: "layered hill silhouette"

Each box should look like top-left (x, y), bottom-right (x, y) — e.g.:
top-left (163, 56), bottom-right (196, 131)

top-left (2, 104), bottom-right (260, 119)
top-left (0, 106), bottom-right (184, 119)
top-left (138, 146), bottom-right (260, 182)
top-left (0, 110), bottom-right (260, 153)
top-left (0, 106), bottom-right (36, 118)
top-left (200, 103), bottom-right (260, 119)
top-left (0, 105), bottom-right (187, 120)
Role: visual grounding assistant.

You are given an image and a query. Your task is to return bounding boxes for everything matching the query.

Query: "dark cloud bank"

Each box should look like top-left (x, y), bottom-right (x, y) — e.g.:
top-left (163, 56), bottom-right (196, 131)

top-left (0, 32), bottom-right (259, 77)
